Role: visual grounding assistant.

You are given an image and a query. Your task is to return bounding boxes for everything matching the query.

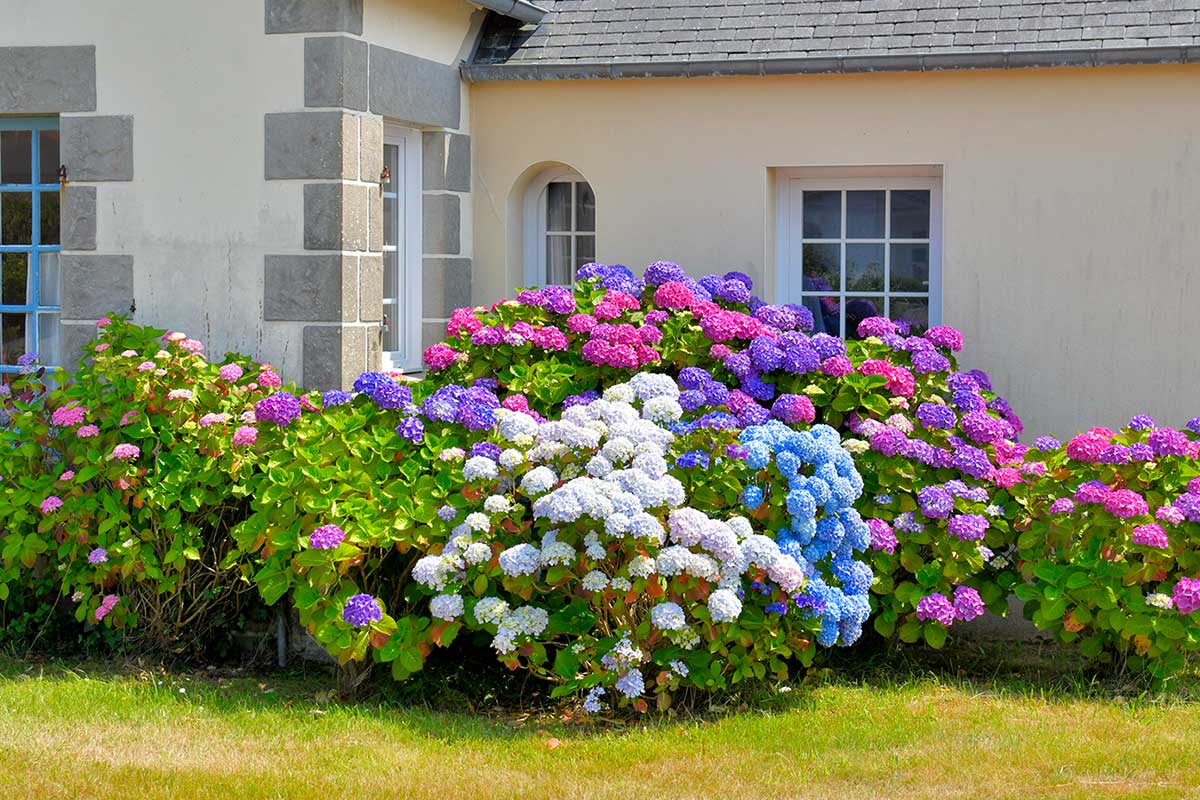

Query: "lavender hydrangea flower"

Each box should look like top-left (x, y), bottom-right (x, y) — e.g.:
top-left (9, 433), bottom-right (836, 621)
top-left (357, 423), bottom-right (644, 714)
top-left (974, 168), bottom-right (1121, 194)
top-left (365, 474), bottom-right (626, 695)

top-left (918, 485), bottom-right (955, 519)
top-left (309, 524), bottom-right (345, 550)
top-left (87, 547), bottom-right (108, 564)
top-left (915, 593), bottom-right (956, 625)
top-left (947, 514), bottom-right (989, 542)
top-left (1033, 435), bottom-right (1061, 451)
top-left (952, 586), bottom-right (985, 621)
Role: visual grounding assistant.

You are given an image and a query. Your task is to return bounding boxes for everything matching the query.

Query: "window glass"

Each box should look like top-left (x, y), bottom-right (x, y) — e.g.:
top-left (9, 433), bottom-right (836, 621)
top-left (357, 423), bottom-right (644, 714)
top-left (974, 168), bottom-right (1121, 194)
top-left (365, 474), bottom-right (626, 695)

top-left (796, 183), bottom-right (936, 338)
top-left (536, 176), bottom-right (595, 286)
top-left (0, 119), bottom-right (60, 371)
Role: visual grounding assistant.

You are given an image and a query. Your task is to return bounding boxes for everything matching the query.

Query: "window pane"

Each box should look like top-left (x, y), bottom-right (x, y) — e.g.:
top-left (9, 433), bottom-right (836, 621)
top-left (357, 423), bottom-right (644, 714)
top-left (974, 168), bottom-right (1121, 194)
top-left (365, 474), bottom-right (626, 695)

top-left (890, 190), bottom-right (931, 238)
top-left (383, 195), bottom-right (396, 247)
top-left (382, 300), bottom-right (399, 352)
top-left (40, 190), bottom-right (60, 245)
top-left (1, 192), bottom-right (32, 244)
top-left (801, 242), bottom-right (840, 292)
top-left (575, 182), bottom-right (595, 232)
top-left (0, 131), bottom-right (32, 184)
top-left (1, 312), bottom-right (28, 365)
top-left (546, 182), bottom-right (571, 232)
top-left (37, 312), bottom-right (60, 366)
top-left (845, 243), bottom-right (884, 292)
top-left (2, 252), bottom-right (28, 305)
top-left (890, 243), bottom-right (930, 292)
top-left (802, 294), bottom-right (840, 337)
top-left (39, 130), bottom-right (59, 185)
top-left (546, 234), bottom-right (572, 285)
top-left (38, 253), bottom-right (60, 307)
top-left (846, 190), bottom-right (885, 238)
top-left (890, 296), bottom-right (930, 335)
top-left (845, 296), bottom-right (885, 340)
top-left (576, 234), bottom-right (595, 269)
top-left (802, 190), bottom-right (840, 238)
top-left (382, 249), bottom-right (398, 302)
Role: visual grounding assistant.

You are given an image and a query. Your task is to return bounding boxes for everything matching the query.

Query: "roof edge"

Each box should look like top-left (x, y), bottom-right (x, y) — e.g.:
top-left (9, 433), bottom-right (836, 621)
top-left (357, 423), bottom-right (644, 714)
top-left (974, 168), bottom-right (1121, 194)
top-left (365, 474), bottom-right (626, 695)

top-left (461, 45), bottom-right (1200, 82)
top-left (471, 1), bottom-right (547, 25)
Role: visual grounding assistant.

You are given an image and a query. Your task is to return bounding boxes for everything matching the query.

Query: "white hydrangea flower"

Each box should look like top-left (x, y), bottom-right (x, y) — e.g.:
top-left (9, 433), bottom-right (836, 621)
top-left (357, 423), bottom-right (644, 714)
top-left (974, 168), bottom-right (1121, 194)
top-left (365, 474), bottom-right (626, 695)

top-left (473, 597), bottom-right (509, 626)
top-left (582, 570), bottom-right (609, 592)
top-left (603, 383), bottom-right (636, 404)
top-left (498, 543), bottom-right (541, 577)
top-left (584, 530), bottom-right (606, 559)
top-left (539, 540), bottom-right (576, 567)
top-left (610, 576), bottom-right (631, 592)
top-left (463, 456), bottom-right (499, 482)
top-left (498, 448), bottom-right (525, 470)
top-left (412, 552), bottom-right (464, 590)
top-left (483, 495), bottom-right (512, 515)
top-left (842, 438), bottom-right (869, 455)
top-left (654, 545), bottom-right (693, 577)
top-left (602, 436), bottom-right (636, 464)
top-left (430, 594), bottom-right (464, 621)
top-left (627, 555), bottom-right (656, 578)
top-left (642, 396), bottom-right (683, 424)
top-left (586, 455), bottom-right (614, 477)
top-left (628, 372), bottom-right (681, 401)
top-left (708, 588), bottom-right (743, 623)
top-left (741, 534), bottom-right (781, 569)
top-left (1147, 593), bottom-right (1174, 610)
top-left (465, 511), bottom-right (492, 532)
top-left (496, 409), bottom-right (539, 441)
top-left (520, 466), bottom-right (558, 496)
top-left (650, 601), bottom-right (687, 631)
top-left (463, 542), bottom-right (492, 566)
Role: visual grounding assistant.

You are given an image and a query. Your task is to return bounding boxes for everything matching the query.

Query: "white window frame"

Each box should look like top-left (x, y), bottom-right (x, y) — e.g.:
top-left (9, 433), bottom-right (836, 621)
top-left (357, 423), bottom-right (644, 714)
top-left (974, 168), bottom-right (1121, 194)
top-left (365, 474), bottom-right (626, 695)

top-left (382, 123), bottom-right (423, 373)
top-left (522, 166), bottom-right (594, 287)
top-left (775, 170), bottom-right (943, 337)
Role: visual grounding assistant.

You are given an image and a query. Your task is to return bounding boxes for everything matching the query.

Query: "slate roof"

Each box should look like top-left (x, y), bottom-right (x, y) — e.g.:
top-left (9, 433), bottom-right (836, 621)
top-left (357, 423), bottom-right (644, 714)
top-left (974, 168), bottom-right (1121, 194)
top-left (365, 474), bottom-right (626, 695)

top-left (465, 0), bottom-right (1200, 79)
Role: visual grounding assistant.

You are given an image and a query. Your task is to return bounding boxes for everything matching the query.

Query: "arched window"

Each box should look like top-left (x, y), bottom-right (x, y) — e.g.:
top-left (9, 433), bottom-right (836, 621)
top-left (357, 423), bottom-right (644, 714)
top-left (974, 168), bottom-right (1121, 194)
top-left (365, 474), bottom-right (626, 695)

top-left (523, 166), bottom-right (595, 287)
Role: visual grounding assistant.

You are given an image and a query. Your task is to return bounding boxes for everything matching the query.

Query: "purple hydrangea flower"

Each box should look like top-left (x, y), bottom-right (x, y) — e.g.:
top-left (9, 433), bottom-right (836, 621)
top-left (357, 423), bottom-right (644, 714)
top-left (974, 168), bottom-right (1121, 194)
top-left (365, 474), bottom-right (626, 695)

top-left (470, 441), bottom-right (502, 461)
top-left (342, 594), bottom-right (383, 628)
top-left (309, 525), bottom-right (345, 550)
top-left (1148, 427), bottom-right (1189, 457)
top-left (918, 485), bottom-right (955, 519)
top-left (947, 514), bottom-right (989, 542)
top-left (916, 403), bottom-right (956, 430)
top-left (911, 349), bottom-right (951, 374)
top-left (396, 416), bottom-right (425, 443)
top-left (915, 593), bottom-right (956, 625)
top-left (254, 392), bottom-right (302, 427)
top-left (1129, 414), bottom-right (1156, 431)
top-left (951, 445), bottom-right (992, 480)
top-left (322, 389), bottom-right (353, 408)
top-left (1034, 435), bottom-right (1061, 451)
top-left (952, 586), bottom-right (985, 621)
top-left (87, 547), bottom-right (108, 564)
top-left (1049, 497), bottom-right (1076, 514)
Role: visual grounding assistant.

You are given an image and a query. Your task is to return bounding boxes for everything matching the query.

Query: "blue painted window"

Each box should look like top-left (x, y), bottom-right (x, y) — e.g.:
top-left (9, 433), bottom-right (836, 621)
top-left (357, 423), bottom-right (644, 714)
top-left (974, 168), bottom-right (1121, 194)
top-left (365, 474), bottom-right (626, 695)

top-left (0, 117), bottom-right (61, 372)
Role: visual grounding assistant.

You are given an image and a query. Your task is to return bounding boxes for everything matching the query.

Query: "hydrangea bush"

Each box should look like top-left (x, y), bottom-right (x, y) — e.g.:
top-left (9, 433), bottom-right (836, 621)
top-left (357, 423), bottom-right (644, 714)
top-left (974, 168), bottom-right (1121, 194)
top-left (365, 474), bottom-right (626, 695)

top-left (422, 263), bottom-right (1022, 647)
top-left (0, 317), bottom-right (282, 652)
top-left (1009, 419), bottom-right (1200, 676)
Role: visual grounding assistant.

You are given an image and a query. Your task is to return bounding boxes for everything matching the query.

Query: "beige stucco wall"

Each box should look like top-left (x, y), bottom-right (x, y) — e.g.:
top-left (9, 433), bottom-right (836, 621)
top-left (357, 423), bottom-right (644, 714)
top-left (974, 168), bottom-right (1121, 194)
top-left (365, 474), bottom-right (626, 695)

top-left (365, 0), bottom-right (478, 66)
top-left (469, 64), bottom-right (1200, 438)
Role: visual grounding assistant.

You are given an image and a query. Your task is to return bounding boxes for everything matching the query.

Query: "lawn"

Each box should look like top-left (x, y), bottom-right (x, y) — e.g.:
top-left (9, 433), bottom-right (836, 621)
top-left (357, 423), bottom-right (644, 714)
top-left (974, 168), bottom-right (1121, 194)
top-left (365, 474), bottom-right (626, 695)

top-left (2, 644), bottom-right (1198, 800)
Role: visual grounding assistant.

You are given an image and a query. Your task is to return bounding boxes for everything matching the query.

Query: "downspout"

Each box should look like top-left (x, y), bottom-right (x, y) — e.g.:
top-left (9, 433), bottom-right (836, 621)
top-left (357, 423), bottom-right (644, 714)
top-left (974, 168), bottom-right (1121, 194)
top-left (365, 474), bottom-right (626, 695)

top-left (473, 0), bottom-right (547, 25)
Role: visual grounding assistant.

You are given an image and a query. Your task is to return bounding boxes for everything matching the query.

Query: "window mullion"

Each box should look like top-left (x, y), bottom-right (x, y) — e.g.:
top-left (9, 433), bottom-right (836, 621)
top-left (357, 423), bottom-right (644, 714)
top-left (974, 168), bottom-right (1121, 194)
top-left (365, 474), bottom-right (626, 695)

top-left (883, 189), bottom-right (892, 320)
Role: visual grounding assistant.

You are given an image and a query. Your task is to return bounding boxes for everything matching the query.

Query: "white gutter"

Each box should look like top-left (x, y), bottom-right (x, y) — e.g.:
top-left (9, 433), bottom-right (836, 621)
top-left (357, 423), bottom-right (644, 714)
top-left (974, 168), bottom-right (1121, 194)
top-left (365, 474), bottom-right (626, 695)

top-left (473, 0), bottom-right (547, 25)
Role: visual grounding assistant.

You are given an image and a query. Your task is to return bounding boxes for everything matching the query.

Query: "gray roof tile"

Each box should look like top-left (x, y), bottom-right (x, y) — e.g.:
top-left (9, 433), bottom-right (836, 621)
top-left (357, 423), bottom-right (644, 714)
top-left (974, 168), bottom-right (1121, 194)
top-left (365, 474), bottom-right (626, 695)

top-left (469, 0), bottom-right (1200, 74)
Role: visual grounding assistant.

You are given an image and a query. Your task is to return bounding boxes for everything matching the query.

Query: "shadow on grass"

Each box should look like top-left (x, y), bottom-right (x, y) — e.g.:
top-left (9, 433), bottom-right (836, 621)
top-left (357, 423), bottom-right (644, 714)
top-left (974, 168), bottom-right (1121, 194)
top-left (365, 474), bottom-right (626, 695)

top-left (3, 634), bottom-right (1197, 744)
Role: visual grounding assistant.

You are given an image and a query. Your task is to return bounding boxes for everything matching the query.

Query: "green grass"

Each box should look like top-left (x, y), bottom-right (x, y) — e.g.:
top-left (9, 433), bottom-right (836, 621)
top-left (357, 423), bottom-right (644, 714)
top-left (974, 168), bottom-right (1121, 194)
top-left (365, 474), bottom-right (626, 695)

top-left (2, 643), bottom-right (1199, 800)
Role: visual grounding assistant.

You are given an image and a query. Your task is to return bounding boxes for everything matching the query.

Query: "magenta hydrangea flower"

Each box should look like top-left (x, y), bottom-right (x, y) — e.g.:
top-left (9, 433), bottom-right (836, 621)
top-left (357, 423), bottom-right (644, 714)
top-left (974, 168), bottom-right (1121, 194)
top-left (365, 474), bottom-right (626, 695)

top-left (857, 316), bottom-right (897, 338)
top-left (1066, 432), bottom-right (1110, 463)
top-left (218, 363), bottom-right (244, 382)
top-left (770, 393), bottom-right (815, 425)
top-left (1074, 480), bottom-right (1110, 505)
top-left (110, 443), bottom-right (140, 460)
top-left (309, 524), bottom-right (345, 550)
top-left (915, 593), bottom-right (956, 625)
top-left (1104, 489), bottom-right (1149, 519)
top-left (1131, 524), bottom-right (1169, 548)
top-left (59, 470), bottom-right (75, 482)
top-left (924, 325), bottom-right (964, 351)
top-left (869, 427), bottom-right (908, 457)
top-left (867, 518), bottom-right (897, 554)
top-left (88, 547), bottom-right (109, 564)
top-left (952, 586), bottom-right (985, 622)
top-left (342, 593), bottom-right (383, 627)
top-left (423, 343), bottom-right (461, 371)
top-left (76, 425), bottom-right (99, 439)
top-left (652, 281), bottom-right (696, 310)
top-left (232, 426), bottom-right (258, 447)
top-left (40, 496), bottom-right (62, 514)
top-left (1174, 578), bottom-right (1200, 615)
top-left (258, 367), bottom-right (282, 390)
top-left (1156, 505), bottom-right (1185, 525)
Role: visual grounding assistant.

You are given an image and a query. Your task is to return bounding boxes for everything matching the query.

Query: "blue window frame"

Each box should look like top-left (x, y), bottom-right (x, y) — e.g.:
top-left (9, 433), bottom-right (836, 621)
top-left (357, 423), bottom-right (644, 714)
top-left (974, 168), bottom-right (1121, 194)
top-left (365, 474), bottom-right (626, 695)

top-left (0, 116), bottom-right (61, 372)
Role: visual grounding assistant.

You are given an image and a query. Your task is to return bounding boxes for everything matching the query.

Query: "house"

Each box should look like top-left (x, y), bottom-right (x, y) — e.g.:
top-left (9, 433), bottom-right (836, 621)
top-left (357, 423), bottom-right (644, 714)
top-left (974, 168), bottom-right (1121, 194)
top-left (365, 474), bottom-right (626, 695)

top-left (1, 1), bottom-right (1198, 437)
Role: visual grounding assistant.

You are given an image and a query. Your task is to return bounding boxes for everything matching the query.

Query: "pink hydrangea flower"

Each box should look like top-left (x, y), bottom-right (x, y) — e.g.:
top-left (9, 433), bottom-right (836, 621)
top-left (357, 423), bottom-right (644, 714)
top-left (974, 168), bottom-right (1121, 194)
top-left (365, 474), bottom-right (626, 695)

top-left (820, 355), bottom-right (854, 377)
top-left (446, 307), bottom-right (483, 336)
top-left (181, 339), bottom-right (204, 353)
top-left (137, 361), bottom-right (155, 372)
top-left (164, 331), bottom-right (187, 343)
top-left (924, 325), bottom-right (964, 351)
top-left (258, 368), bottom-right (281, 389)
top-left (1066, 432), bottom-right (1110, 463)
top-left (639, 325), bottom-right (663, 345)
top-left (652, 281), bottom-right (695, 310)
top-left (110, 443), bottom-right (140, 460)
top-left (531, 326), bottom-right (568, 351)
top-left (120, 349), bottom-right (138, 358)
top-left (94, 594), bottom-right (120, 622)
top-left (40, 495), bottom-right (62, 514)
top-left (94, 343), bottom-right (110, 353)
top-left (76, 425), bottom-right (99, 438)
top-left (988, 467), bottom-right (1023, 489)
top-left (59, 470), bottom-right (75, 482)
top-left (593, 301), bottom-right (622, 320)
top-left (232, 426), bottom-right (258, 447)
top-left (709, 344), bottom-right (732, 360)
top-left (423, 343), bottom-right (461, 370)
top-left (119, 410), bottom-right (139, 426)
top-left (566, 314), bottom-right (597, 334)
top-left (1157, 505), bottom-right (1185, 525)
top-left (51, 405), bottom-right (88, 427)
top-left (1131, 523), bottom-right (1169, 548)
top-left (218, 364), bottom-right (244, 382)
top-left (199, 413), bottom-right (230, 428)
top-left (1174, 578), bottom-right (1200, 615)
top-left (96, 317), bottom-right (112, 328)
top-left (167, 389), bottom-right (193, 401)
top-left (1104, 489), bottom-right (1149, 519)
